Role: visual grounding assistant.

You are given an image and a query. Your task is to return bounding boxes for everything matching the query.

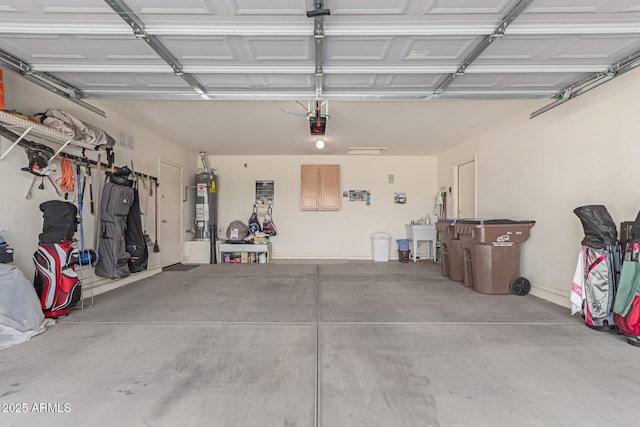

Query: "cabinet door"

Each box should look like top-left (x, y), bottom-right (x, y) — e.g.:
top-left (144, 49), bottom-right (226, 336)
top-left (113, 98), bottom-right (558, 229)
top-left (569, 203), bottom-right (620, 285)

top-left (320, 165), bottom-right (340, 210)
top-left (300, 164), bottom-right (320, 210)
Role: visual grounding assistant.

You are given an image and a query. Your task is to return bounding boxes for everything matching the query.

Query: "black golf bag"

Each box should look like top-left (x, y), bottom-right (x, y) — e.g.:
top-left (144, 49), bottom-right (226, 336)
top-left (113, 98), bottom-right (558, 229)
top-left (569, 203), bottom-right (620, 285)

top-left (33, 201), bottom-right (81, 318)
top-left (125, 188), bottom-right (148, 273)
top-left (95, 181), bottom-right (135, 279)
top-left (574, 205), bottom-right (620, 331)
top-left (38, 200), bottom-right (78, 243)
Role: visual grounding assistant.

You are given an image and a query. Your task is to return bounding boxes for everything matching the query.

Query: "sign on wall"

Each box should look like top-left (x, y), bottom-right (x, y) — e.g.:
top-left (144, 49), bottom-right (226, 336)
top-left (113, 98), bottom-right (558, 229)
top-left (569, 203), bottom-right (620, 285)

top-left (394, 192), bottom-right (407, 204)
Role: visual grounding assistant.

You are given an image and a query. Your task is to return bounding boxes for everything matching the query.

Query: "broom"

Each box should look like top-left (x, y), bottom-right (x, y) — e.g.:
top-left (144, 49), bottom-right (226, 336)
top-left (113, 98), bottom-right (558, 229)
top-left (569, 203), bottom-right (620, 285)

top-left (142, 163), bottom-right (153, 247)
top-left (153, 181), bottom-right (160, 252)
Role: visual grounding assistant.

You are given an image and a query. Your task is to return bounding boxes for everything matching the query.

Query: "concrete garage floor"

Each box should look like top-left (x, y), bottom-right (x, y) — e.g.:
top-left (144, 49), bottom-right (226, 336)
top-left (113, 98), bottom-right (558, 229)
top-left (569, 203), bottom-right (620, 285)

top-left (2, 261), bottom-right (640, 427)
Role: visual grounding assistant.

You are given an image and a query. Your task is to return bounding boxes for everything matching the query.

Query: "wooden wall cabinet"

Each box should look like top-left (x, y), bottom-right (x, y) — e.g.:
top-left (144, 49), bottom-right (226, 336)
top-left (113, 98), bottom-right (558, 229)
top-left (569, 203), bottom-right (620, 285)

top-left (301, 164), bottom-right (340, 211)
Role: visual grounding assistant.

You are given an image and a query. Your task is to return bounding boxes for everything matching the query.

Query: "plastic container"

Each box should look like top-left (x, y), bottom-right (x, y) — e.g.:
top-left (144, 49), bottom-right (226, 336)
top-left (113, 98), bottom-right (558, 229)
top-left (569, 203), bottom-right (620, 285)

top-left (371, 232), bottom-right (391, 262)
top-left (436, 219), bottom-right (464, 282)
top-left (396, 239), bottom-right (410, 251)
top-left (455, 219), bottom-right (535, 295)
top-left (398, 250), bottom-right (410, 263)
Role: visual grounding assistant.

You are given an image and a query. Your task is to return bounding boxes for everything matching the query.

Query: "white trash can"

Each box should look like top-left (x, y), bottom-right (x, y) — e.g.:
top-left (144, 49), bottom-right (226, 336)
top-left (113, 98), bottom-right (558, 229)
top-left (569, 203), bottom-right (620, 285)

top-left (371, 232), bottom-right (391, 262)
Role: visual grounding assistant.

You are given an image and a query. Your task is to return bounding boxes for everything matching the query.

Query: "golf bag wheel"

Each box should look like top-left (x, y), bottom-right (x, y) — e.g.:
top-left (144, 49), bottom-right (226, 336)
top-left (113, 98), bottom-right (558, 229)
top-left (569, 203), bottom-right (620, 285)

top-left (510, 277), bottom-right (531, 296)
top-left (626, 336), bottom-right (640, 347)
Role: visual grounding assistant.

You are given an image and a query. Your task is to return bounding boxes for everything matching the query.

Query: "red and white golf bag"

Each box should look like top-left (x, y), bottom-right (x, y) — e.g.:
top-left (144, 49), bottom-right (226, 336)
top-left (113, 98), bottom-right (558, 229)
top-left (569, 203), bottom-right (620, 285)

top-left (33, 241), bottom-right (81, 318)
top-left (33, 201), bottom-right (81, 318)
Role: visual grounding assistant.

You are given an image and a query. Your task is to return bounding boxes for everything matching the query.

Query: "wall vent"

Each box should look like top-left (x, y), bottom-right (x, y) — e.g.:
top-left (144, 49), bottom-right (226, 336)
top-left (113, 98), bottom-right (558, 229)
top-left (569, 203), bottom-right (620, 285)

top-left (118, 131), bottom-right (134, 150)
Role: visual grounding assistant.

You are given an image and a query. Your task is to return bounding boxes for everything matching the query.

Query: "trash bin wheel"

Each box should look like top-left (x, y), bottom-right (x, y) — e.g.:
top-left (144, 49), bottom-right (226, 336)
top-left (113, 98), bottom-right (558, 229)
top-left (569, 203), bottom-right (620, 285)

top-left (510, 277), bottom-right (531, 296)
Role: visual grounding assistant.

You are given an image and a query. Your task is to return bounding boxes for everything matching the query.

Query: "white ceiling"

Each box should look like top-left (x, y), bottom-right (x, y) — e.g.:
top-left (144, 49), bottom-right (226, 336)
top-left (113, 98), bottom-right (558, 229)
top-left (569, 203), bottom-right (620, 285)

top-left (1, 0), bottom-right (639, 155)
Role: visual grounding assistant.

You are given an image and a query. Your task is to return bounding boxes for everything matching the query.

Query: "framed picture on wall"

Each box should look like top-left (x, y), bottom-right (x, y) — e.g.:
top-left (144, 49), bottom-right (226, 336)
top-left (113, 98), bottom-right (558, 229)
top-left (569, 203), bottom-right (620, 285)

top-left (255, 180), bottom-right (274, 205)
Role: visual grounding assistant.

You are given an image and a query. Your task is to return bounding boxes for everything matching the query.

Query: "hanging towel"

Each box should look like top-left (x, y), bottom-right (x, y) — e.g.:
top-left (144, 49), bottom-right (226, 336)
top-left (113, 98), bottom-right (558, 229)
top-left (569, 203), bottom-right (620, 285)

top-left (570, 250), bottom-right (585, 315)
top-left (613, 261), bottom-right (640, 316)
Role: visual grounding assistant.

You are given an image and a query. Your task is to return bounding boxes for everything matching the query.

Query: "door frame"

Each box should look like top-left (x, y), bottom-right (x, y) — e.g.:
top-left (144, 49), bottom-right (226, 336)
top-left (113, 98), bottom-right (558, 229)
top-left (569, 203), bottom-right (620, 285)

top-left (159, 157), bottom-right (184, 267)
top-left (452, 155), bottom-right (477, 218)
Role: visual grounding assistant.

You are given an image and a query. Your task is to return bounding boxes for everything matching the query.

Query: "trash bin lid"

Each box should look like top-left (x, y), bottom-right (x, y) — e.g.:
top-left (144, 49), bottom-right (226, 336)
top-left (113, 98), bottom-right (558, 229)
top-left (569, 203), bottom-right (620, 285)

top-left (437, 218), bottom-right (467, 224)
top-left (457, 219), bottom-right (535, 225)
top-left (371, 232), bottom-right (391, 239)
top-left (436, 218), bottom-right (480, 224)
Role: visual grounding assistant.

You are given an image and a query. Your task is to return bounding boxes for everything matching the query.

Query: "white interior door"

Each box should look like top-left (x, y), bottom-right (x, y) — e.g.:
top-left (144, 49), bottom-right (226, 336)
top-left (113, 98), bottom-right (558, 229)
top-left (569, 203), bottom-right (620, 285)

top-left (160, 160), bottom-right (183, 267)
top-left (457, 159), bottom-right (476, 218)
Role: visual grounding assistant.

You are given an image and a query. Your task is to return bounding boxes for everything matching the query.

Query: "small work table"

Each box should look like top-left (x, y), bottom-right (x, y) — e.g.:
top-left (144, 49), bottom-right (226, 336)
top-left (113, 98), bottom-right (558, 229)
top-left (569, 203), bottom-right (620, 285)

top-left (405, 224), bottom-right (437, 262)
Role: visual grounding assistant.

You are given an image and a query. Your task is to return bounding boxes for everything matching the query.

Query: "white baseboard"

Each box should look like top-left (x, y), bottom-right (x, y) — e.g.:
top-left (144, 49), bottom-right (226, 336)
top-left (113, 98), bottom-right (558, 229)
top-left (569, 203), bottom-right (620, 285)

top-left (271, 252), bottom-right (372, 260)
top-left (529, 281), bottom-right (571, 309)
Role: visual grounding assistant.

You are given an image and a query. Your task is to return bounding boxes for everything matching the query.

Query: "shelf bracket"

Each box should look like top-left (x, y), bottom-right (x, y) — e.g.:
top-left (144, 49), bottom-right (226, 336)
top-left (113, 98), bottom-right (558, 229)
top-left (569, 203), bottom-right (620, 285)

top-left (0, 125), bottom-right (33, 160)
top-left (49, 138), bottom-right (74, 162)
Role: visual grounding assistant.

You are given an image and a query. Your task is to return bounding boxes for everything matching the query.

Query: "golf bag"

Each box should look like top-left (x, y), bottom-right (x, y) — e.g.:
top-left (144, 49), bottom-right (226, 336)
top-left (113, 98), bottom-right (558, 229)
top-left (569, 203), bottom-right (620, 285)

top-left (614, 211), bottom-right (640, 346)
top-left (125, 188), bottom-right (148, 273)
top-left (574, 205), bottom-right (620, 331)
top-left (39, 200), bottom-right (78, 243)
top-left (95, 182), bottom-right (134, 279)
top-left (33, 201), bottom-right (81, 318)
top-left (33, 241), bottom-right (81, 318)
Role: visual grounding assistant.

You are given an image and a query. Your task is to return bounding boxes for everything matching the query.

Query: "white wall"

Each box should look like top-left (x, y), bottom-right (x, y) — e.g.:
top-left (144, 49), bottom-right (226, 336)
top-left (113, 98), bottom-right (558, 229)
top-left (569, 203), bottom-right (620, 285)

top-left (205, 155), bottom-right (437, 259)
top-left (0, 71), bottom-right (197, 294)
top-left (437, 67), bottom-right (640, 307)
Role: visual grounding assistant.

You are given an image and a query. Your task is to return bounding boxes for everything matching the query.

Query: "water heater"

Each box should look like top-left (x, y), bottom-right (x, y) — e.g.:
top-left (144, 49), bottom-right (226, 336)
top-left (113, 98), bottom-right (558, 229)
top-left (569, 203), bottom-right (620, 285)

top-left (194, 171), bottom-right (217, 241)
